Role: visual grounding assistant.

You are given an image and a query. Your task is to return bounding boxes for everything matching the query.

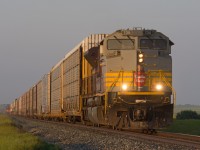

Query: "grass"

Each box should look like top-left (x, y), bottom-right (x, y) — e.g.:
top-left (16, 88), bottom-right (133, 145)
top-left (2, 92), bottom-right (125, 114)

top-left (0, 114), bottom-right (60, 150)
top-left (161, 119), bottom-right (200, 136)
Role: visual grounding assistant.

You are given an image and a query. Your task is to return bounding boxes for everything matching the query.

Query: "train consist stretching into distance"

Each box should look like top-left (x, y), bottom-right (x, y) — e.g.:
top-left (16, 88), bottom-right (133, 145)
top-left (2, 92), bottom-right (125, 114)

top-left (9, 28), bottom-right (175, 131)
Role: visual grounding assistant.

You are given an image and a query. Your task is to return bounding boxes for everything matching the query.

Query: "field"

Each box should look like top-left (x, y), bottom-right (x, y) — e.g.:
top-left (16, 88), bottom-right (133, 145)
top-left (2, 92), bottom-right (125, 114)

top-left (164, 105), bottom-right (200, 135)
top-left (161, 119), bottom-right (200, 136)
top-left (0, 114), bottom-right (60, 150)
top-left (174, 105), bottom-right (200, 117)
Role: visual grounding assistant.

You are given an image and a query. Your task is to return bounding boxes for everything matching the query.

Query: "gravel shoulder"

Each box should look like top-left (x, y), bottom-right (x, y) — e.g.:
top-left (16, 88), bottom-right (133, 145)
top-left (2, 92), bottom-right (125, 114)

top-left (11, 116), bottom-right (199, 150)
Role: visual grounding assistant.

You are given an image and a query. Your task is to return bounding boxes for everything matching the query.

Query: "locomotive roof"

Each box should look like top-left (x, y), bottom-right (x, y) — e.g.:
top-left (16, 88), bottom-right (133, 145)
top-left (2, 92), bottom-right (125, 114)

top-left (107, 28), bottom-right (174, 45)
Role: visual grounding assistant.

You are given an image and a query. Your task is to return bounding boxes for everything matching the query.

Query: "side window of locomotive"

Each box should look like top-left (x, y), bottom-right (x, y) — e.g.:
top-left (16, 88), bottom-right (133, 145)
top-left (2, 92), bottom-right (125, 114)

top-left (107, 39), bottom-right (134, 50)
top-left (140, 39), bottom-right (167, 50)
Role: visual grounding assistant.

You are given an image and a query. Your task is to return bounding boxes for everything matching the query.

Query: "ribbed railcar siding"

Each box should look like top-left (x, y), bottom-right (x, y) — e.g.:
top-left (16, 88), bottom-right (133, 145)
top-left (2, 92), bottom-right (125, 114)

top-left (37, 81), bottom-right (42, 115)
top-left (32, 86), bottom-right (37, 115)
top-left (29, 88), bottom-right (33, 116)
top-left (14, 99), bottom-right (17, 115)
top-left (26, 91), bottom-right (30, 116)
top-left (51, 65), bottom-right (61, 114)
top-left (16, 98), bottom-right (19, 115)
top-left (42, 74), bottom-right (50, 114)
top-left (62, 34), bottom-right (107, 115)
top-left (19, 97), bottom-right (22, 115)
top-left (22, 94), bottom-right (26, 116)
top-left (63, 48), bottom-right (80, 114)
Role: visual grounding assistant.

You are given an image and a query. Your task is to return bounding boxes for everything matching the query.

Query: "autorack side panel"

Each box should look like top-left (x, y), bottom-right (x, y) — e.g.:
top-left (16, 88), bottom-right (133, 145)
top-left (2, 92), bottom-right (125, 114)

top-left (21, 95), bottom-right (24, 116)
top-left (23, 94), bottom-right (26, 115)
top-left (50, 61), bottom-right (62, 115)
top-left (61, 34), bottom-right (107, 116)
top-left (18, 97), bottom-right (22, 115)
top-left (26, 91), bottom-right (30, 116)
top-left (29, 87), bottom-right (33, 116)
top-left (16, 98), bottom-right (19, 115)
top-left (42, 74), bottom-right (50, 114)
top-left (63, 46), bottom-right (81, 116)
top-left (22, 93), bottom-right (26, 116)
top-left (37, 80), bottom-right (42, 116)
top-left (14, 99), bottom-right (17, 115)
top-left (32, 85), bottom-right (37, 115)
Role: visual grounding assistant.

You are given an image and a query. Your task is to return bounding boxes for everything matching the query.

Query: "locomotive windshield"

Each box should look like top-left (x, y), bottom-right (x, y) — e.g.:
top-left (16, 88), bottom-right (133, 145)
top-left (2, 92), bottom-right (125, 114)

top-left (140, 39), bottom-right (167, 50)
top-left (107, 39), bottom-right (134, 50)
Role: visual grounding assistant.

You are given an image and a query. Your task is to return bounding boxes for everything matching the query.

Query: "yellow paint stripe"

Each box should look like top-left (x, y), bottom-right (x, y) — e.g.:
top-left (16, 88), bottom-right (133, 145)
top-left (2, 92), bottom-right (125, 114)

top-left (118, 91), bottom-right (165, 95)
top-left (106, 78), bottom-right (133, 82)
top-left (147, 73), bottom-right (172, 76)
top-left (105, 73), bottom-right (172, 77)
top-left (106, 72), bottom-right (133, 76)
top-left (106, 83), bottom-right (132, 87)
top-left (105, 78), bottom-right (172, 82)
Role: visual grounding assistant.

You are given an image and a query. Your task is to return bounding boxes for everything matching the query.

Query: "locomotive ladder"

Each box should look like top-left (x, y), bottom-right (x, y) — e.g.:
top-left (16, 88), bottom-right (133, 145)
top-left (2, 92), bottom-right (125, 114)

top-left (160, 71), bottom-right (176, 105)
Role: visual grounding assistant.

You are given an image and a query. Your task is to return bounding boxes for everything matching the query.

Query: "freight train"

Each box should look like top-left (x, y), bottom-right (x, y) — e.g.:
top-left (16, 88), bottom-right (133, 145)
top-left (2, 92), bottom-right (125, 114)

top-left (9, 28), bottom-right (175, 132)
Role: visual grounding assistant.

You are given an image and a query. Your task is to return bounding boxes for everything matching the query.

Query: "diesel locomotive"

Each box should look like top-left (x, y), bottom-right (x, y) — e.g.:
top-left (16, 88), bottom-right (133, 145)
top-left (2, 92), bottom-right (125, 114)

top-left (9, 28), bottom-right (175, 131)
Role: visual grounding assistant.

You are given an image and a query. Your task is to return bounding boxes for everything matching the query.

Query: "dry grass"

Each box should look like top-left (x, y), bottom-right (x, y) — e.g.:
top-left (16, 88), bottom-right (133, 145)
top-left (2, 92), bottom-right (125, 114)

top-left (0, 114), bottom-right (60, 150)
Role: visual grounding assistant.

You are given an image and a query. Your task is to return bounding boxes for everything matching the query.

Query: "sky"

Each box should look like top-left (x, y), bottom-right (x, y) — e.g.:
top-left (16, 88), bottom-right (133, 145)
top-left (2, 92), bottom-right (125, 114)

top-left (0, 0), bottom-right (200, 105)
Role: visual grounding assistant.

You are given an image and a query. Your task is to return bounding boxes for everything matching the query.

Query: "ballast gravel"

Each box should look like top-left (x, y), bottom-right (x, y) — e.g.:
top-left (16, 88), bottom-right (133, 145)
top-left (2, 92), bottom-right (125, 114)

top-left (12, 117), bottom-right (199, 150)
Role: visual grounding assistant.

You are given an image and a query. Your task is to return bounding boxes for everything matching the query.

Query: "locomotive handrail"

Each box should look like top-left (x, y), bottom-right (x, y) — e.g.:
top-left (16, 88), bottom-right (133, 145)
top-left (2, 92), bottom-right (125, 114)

top-left (104, 71), bottom-right (122, 115)
top-left (160, 71), bottom-right (176, 105)
top-left (108, 71), bottom-right (122, 92)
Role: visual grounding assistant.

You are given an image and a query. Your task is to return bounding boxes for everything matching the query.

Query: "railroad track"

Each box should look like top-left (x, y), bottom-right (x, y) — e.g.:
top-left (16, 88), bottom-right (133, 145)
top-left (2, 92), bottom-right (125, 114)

top-left (158, 132), bottom-right (200, 147)
top-left (13, 116), bottom-right (200, 149)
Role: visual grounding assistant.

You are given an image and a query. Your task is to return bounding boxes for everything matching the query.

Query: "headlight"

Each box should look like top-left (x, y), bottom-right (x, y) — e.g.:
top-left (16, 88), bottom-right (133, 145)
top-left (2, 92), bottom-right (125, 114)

top-left (156, 84), bottom-right (163, 90)
top-left (139, 53), bottom-right (144, 58)
top-left (139, 58), bottom-right (143, 63)
top-left (138, 52), bottom-right (144, 63)
top-left (122, 84), bottom-right (128, 91)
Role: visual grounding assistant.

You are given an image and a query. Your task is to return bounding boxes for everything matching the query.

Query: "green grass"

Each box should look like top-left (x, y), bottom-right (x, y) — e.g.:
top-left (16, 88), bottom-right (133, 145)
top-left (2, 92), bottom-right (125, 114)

top-left (161, 119), bottom-right (200, 136)
top-left (0, 114), bottom-right (60, 150)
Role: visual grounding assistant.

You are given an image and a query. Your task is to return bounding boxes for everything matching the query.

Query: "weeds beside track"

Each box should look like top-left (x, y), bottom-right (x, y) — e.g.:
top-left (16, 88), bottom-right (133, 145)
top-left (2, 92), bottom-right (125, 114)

top-left (0, 114), bottom-right (60, 150)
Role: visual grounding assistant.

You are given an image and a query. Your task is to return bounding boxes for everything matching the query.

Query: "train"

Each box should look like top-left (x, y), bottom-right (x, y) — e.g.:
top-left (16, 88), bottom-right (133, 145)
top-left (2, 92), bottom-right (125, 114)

top-left (9, 28), bottom-right (175, 132)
